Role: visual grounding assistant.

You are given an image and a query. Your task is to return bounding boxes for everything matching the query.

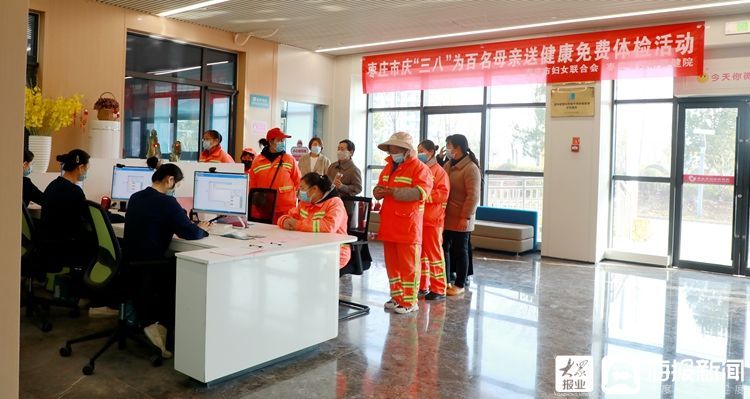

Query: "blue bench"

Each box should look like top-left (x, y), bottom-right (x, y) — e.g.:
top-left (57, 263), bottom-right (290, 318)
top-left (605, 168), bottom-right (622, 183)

top-left (474, 207), bottom-right (539, 252)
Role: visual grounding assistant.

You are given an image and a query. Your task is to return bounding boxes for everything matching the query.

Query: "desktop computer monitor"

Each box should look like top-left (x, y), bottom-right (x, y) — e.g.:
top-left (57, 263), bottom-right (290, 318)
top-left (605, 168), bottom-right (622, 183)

top-left (111, 166), bottom-right (154, 201)
top-left (193, 171), bottom-right (249, 216)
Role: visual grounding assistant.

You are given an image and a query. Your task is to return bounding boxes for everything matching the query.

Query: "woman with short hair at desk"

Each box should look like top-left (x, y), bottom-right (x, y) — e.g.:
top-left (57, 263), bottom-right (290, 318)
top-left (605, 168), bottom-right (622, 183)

top-left (124, 163), bottom-right (210, 359)
top-left (40, 149), bottom-right (96, 270)
top-left (23, 149), bottom-right (44, 207)
top-left (278, 173), bottom-right (351, 268)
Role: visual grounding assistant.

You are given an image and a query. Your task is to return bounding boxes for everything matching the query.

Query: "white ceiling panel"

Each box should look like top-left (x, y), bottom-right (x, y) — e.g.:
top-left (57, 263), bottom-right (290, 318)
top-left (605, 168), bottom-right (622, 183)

top-left (98, 0), bottom-right (750, 54)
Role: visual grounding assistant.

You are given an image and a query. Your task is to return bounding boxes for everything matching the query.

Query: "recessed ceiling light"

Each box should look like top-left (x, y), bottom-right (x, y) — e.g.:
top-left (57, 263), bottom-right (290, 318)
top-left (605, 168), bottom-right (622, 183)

top-left (207, 60), bottom-right (229, 66)
top-left (316, 0), bottom-right (750, 53)
top-left (157, 0), bottom-right (230, 17)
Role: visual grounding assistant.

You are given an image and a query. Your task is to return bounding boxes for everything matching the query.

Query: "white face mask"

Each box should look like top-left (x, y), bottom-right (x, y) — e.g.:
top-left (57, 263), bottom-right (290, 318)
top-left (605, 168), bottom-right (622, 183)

top-left (337, 150), bottom-right (351, 161)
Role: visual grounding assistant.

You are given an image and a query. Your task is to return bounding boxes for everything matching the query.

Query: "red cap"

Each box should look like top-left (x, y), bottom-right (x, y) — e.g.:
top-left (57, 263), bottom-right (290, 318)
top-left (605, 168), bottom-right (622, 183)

top-left (266, 127), bottom-right (291, 140)
top-left (241, 147), bottom-right (256, 156)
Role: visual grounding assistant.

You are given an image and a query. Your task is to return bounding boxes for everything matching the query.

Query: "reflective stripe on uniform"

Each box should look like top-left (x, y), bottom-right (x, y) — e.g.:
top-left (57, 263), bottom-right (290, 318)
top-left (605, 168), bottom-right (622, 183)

top-left (393, 176), bottom-right (413, 184)
top-left (253, 164), bottom-right (272, 174)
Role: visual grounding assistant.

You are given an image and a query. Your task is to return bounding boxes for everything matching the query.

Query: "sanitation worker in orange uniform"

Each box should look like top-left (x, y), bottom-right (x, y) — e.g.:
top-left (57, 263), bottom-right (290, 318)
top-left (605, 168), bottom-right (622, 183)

top-left (249, 128), bottom-right (301, 224)
top-left (198, 130), bottom-right (234, 163)
top-left (373, 132), bottom-right (433, 314)
top-left (416, 140), bottom-right (450, 299)
top-left (278, 173), bottom-right (351, 268)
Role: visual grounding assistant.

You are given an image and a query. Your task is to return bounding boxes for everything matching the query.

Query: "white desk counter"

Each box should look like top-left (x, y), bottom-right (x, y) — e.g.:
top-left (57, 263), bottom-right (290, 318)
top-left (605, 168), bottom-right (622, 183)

top-left (114, 222), bottom-right (355, 384)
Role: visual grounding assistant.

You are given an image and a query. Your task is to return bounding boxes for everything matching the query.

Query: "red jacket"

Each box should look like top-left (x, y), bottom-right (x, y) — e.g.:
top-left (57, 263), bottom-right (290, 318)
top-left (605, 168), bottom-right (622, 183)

top-left (376, 156), bottom-right (433, 245)
top-left (199, 146), bottom-right (235, 163)
top-left (249, 152), bottom-right (301, 214)
top-left (278, 195), bottom-right (351, 268)
top-left (424, 160), bottom-right (450, 227)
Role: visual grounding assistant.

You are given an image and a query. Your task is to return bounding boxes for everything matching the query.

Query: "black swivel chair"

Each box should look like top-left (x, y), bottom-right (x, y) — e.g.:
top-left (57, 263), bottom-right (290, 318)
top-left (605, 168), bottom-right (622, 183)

top-left (248, 188), bottom-right (278, 224)
top-left (21, 205), bottom-right (84, 333)
top-left (59, 201), bottom-right (163, 375)
top-left (338, 196), bottom-right (373, 321)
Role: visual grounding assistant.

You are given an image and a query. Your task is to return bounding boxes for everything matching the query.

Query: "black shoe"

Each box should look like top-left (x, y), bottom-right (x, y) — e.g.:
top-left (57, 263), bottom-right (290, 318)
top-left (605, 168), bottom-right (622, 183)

top-left (425, 292), bottom-right (446, 301)
top-left (417, 290), bottom-right (429, 298)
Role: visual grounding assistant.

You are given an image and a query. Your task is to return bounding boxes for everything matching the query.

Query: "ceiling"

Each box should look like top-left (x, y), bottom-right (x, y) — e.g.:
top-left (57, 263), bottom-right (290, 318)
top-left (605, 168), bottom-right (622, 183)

top-left (98, 0), bottom-right (750, 54)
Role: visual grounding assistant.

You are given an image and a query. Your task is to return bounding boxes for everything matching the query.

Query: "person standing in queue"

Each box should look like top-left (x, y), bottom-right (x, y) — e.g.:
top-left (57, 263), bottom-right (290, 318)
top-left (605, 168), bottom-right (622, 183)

top-left (298, 137), bottom-right (331, 176)
top-left (248, 127), bottom-right (301, 224)
top-left (373, 132), bottom-right (433, 314)
top-left (442, 134), bottom-right (481, 296)
top-left (416, 140), bottom-right (450, 300)
top-left (199, 130), bottom-right (234, 163)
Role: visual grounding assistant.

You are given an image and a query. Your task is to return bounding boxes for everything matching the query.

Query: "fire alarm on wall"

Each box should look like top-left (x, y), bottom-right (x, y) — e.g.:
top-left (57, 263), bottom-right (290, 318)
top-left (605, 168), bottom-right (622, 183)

top-left (571, 137), bottom-right (580, 152)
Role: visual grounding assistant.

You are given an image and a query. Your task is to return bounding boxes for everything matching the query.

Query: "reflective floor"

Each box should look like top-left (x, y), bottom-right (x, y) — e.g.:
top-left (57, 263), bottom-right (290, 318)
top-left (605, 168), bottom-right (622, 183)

top-left (19, 242), bottom-right (750, 398)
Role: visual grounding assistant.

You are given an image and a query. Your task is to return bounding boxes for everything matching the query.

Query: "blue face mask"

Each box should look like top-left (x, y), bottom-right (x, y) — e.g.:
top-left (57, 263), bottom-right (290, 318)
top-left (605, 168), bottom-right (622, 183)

top-left (23, 166), bottom-right (32, 177)
top-left (78, 170), bottom-right (87, 182)
top-left (298, 190), bottom-right (310, 203)
top-left (276, 141), bottom-right (286, 153)
top-left (391, 153), bottom-right (405, 164)
top-left (417, 153), bottom-right (429, 163)
top-left (167, 189), bottom-right (176, 197)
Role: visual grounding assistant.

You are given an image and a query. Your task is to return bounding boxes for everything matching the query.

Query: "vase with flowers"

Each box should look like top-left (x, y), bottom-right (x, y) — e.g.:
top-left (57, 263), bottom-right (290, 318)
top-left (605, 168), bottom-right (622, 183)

top-left (24, 86), bottom-right (84, 172)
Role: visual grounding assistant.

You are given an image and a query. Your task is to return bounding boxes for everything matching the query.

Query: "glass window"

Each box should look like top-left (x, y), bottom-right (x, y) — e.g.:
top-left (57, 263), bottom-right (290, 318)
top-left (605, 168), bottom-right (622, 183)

top-left (123, 79), bottom-right (201, 160)
top-left (370, 90), bottom-right (420, 108)
top-left (368, 111), bottom-right (420, 166)
top-left (486, 175), bottom-right (544, 237)
top-left (126, 34), bottom-right (203, 80)
top-left (487, 107), bottom-right (545, 172)
top-left (27, 13), bottom-right (39, 62)
top-left (426, 113), bottom-right (482, 156)
top-left (424, 87), bottom-right (484, 106)
top-left (614, 103), bottom-right (672, 177)
top-left (615, 76), bottom-right (673, 100)
top-left (204, 48), bottom-right (236, 86)
top-left (611, 181), bottom-right (670, 255)
top-left (489, 83), bottom-right (545, 104)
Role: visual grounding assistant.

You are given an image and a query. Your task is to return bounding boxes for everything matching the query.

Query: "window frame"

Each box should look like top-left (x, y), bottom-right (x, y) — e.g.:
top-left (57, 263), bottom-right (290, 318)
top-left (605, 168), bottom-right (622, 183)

top-left (124, 32), bottom-right (238, 160)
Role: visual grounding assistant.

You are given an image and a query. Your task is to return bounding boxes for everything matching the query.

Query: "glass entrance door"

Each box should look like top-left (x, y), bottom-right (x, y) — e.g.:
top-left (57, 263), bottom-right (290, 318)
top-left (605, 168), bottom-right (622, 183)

top-left (673, 101), bottom-right (750, 274)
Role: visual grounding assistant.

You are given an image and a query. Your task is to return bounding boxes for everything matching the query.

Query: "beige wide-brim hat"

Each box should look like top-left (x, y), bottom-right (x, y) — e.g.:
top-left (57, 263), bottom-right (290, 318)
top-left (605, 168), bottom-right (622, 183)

top-left (377, 131), bottom-right (415, 152)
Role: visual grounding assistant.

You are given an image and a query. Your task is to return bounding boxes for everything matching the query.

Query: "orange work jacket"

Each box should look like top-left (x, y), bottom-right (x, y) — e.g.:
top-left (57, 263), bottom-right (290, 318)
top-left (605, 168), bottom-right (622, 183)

top-left (424, 161), bottom-right (450, 228)
top-left (376, 155), bottom-right (433, 245)
top-left (199, 146), bottom-right (235, 163)
top-left (277, 195), bottom-right (351, 268)
top-left (249, 152), bottom-right (301, 214)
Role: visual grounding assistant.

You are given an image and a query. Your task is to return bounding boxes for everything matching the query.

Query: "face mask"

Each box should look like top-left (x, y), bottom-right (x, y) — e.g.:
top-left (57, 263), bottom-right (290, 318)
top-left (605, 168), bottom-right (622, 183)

top-left (202, 140), bottom-right (213, 151)
top-left (391, 153), bottom-right (405, 164)
top-left (310, 146), bottom-right (321, 155)
top-left (298, 190), bottom-right (310, 203)
top-left (242, 161), bottom-right (253, 169)
top-left (23, 166), bottom-right (32, 177)
top-left (337, 151), bottom-right (350, 161)
top-left (417, 153), bottom-right (429, 163)
top-left (78, 170), bottom-right (87, 182)
top-left (445, 150), bottom-right (454, 160)
top-left (275, 141), bottom-right (286, 153)
top-left (167, 189), bottom-right (176, 197)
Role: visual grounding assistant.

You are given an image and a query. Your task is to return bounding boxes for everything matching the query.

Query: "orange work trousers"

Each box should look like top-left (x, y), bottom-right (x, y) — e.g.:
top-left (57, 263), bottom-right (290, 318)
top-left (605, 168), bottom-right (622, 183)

top-left (383, 242), bottom-right (421, 308)
top-left (419, 225), bottom-right (447, 296)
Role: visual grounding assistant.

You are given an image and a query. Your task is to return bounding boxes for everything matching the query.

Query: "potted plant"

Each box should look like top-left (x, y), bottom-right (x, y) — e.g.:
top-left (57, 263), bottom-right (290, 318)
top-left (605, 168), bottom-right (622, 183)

top-left (93, 92), bottom-right (119, 121)
top-left (24, 86), bottom-right (84, 172)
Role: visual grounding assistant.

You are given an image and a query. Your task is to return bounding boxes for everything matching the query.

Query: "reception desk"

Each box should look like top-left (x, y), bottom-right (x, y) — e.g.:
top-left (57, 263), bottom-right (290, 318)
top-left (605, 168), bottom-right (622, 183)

top-left (112, 222), bottom-right (355, 383)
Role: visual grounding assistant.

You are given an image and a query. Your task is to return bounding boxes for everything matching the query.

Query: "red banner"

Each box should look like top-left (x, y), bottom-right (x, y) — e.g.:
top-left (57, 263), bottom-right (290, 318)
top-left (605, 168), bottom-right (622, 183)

top-left (362, 22), bottom-right (704, 93)
top-left (683, 174), bottom-right (735, 185)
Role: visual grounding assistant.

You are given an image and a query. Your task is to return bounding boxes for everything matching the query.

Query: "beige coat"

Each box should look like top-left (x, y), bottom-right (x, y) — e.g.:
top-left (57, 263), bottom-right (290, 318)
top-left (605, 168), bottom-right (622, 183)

top-left (326, 159), bottom-right (362, 197)
top-left (298, 153), bottom-right (331, 176)
top-left (443, 156), bottom-right (481, 232)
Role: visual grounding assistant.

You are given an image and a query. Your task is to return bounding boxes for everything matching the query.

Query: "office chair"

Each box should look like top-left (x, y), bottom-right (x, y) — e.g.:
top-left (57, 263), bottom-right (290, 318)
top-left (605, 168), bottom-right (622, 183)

top-left (248, 188), bottom-right (278, 224)
top-left (338, 196), bottom-right (373, 321)
top-left (21, 205), bottom-right (84, 333)
top-left (59, 201), bottom-right (163, 375)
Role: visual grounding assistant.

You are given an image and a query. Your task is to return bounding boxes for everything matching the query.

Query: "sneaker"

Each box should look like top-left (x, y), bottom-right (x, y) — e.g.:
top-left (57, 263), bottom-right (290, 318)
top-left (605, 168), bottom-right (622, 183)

top-left (425, 292), bottom-right (446, 301)
top-left (88, 306), bottom-right (119, 318)
top-left (144, 322), bottom-right (172, 359)
top-left (383, 299), bottom-right (398, 310)
top-left (417, 290), bottom-right (429, 298)
top-left (394, 304), bottom-right (419, 314)
top-left (446, 285), bottom-right (465, 296)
